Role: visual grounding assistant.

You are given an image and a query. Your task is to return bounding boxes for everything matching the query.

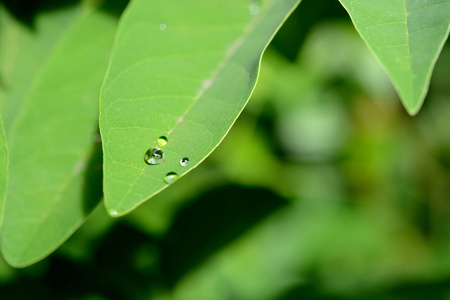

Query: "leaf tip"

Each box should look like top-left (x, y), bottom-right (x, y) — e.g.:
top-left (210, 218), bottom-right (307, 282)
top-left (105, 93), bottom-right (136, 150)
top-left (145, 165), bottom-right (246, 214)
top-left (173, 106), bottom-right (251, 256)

top-left (106, 206), bottom-right (122, 218)
top-left (403, 100), bottom-right (424, 116)
top-left (105, 203), bottom-right (132, 218)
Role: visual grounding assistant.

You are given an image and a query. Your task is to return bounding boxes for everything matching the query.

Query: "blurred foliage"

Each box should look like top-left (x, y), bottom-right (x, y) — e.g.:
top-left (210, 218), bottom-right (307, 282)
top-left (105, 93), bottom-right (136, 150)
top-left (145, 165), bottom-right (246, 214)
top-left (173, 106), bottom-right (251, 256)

top-left (1, 0), bottom-right (450, 299)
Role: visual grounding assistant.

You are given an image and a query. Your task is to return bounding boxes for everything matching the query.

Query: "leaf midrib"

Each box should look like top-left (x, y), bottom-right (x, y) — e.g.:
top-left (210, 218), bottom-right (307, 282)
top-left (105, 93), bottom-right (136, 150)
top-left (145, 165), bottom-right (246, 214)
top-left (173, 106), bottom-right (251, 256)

top-left (402, 0), bottom-right (414, 102)
top-left (167, 7), bottom-right (271, 136)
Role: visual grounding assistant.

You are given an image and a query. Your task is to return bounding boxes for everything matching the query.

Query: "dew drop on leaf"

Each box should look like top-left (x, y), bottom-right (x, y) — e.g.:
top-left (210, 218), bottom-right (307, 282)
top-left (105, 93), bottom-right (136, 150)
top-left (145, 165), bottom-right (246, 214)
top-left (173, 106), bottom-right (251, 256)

top-left (180, 157), bottom-right (190, 167)
top-left (249, 3), bottom-right (260, 15)
top-left (164, 172), bottom-right (179, 184)
top-left (144, 148), bottom-right (165, 165)
top-left (157, 136), bottom-right (168, 147)
top-left (159, 23), bottom-right (167, 31)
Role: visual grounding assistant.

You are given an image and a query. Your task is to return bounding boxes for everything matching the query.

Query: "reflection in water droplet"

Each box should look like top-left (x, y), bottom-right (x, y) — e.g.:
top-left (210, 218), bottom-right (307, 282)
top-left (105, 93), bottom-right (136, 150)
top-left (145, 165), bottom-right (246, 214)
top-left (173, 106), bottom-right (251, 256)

top-left (157, 136), bottom-right (168, 147)
top-left (159, 23), bottom-right (167, 31)
top-left (180, 157), bottom-right (190, 167)
top-left (164, 172), bottom-right (179, 184)
top-left (110, 210), bottom-right (118, 217)
top-left (144, 148), bottom-right (165, 165)
top-left (249, 3), bottom-right (260, 15)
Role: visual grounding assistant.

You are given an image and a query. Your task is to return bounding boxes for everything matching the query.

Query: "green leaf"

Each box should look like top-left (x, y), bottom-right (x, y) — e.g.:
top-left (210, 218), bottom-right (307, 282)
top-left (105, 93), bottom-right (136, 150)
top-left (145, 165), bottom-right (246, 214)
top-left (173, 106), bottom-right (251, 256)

top-left (339, 0), bottom-right (450, 115)
top-left (0, 7), bottom-right (116, 267)
top-left (0, 6), bottom-right (80, 131)
top-left (100, 0), bottom-right (300, 216)
top-left (0, 115), bottom-right (7, 229)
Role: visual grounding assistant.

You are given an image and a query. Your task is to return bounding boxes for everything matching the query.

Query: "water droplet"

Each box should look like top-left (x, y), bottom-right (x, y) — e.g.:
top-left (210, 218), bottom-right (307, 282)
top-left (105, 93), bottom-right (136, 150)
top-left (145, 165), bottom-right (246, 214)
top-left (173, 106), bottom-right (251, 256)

top-left (180, 157), bottom-right (190, 167)
top-left (249, 3), bottom-right (260, 15)
top-left (164, 172), bottom-right (179, 184)
top-left (109, 209), bottom-right (118, 217)
top-left (144, 148), bottom-right (165, 165)
top-left (157, 136), bottom-right (168, 147)
top-left (159, 23), bottom-right (167, 31)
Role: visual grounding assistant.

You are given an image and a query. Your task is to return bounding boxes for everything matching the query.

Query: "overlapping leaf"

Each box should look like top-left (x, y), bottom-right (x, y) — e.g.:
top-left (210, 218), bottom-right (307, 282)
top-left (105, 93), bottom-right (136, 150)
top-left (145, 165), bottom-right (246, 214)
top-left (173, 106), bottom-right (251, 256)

top-left (339, 0), bottom-right (450, 115)
top-left (100, 0), bottom-right (300, 216)
top-left (0, 6), bottom-right (116, 267)
top-left (0, 6), bottom-right (79, 131)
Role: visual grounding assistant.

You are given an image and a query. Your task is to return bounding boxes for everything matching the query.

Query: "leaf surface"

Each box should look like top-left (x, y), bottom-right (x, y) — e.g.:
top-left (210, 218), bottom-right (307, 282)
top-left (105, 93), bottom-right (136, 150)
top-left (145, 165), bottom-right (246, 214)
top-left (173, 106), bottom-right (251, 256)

top-left (339, 0), bottom-right (450, 115)
top-left (100, 0), bottom-right (300, 216)
top-left (0, 115), bottom-right (7, 229)
top-left (0, 7), bottom-right (116, 267)
top-left (0, 6), bottom-right (79, 131)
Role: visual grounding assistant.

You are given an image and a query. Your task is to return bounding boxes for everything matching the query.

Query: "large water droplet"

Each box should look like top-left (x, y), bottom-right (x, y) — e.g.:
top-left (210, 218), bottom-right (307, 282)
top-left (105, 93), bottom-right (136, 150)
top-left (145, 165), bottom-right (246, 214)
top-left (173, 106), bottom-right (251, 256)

top-left (180, 157), bottom-right (190, 167)
top-left (144, 148), bottom-right (165, 165)
top-left (249, 3), bottom-right (260, 15)
top-left (164, 172), bottom-right (179, 184)
top-left (157, 136), bottom-right (168, 147)
top-left (159, 23), bottom-right (167, 31)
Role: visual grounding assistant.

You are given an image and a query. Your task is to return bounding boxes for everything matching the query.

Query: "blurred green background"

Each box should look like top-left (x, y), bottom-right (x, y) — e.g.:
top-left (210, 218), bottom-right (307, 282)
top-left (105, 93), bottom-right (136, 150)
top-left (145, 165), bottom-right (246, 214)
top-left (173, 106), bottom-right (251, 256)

top-left (1, 0), bottom-right (450, 299)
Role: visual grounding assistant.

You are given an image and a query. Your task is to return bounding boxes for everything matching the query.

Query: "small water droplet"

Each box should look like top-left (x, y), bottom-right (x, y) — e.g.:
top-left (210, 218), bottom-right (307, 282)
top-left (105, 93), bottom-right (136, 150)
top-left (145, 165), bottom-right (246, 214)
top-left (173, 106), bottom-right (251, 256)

top-left (157, 136), bottom-right (168, 147)
top-left (249, 3), bottom-right (260, 15)
top-left (164, 172), bottom-right (179, 184)
top-left (144, 148), bottom-right (165, 165)
top-left (180, 157), bottom-right (190, 167)
top-left (159, 23), bottom-right (167, 31)
top-left (110, 209), bottom-right (118, 217)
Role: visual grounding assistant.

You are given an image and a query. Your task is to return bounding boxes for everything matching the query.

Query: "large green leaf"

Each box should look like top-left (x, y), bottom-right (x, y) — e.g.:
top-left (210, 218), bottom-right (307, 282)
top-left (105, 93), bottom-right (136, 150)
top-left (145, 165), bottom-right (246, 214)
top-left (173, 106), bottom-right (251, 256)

top-left (100, 0), bottom-right (300, 216)
top-left (0, 115), bottom-right (7, 229)
top-left (339, 0), bottom-right (450, 115)
top-left (0, 7), bottom-right (116, 267)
